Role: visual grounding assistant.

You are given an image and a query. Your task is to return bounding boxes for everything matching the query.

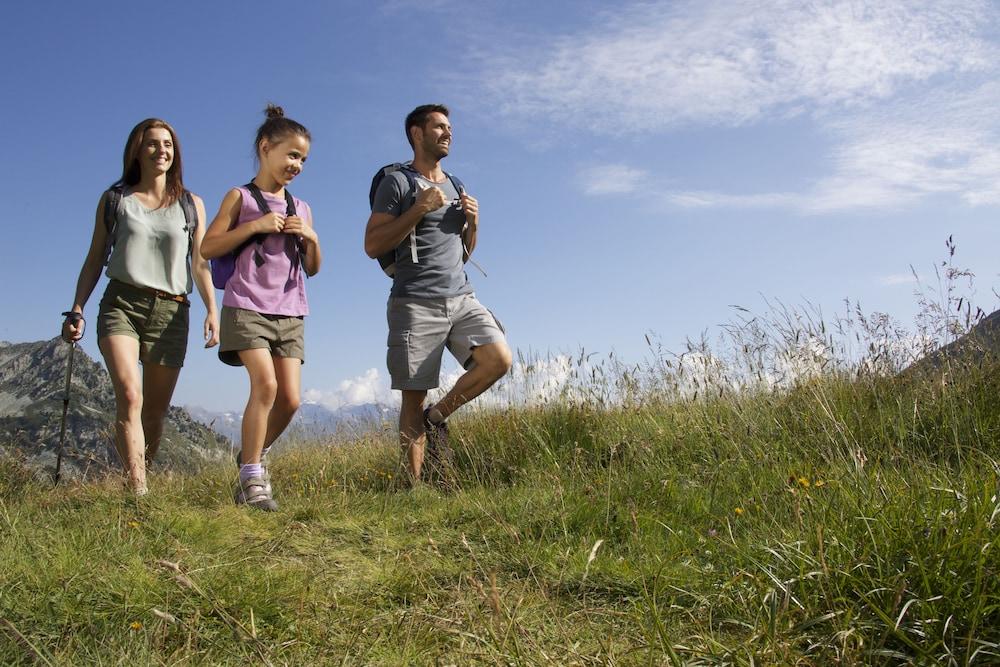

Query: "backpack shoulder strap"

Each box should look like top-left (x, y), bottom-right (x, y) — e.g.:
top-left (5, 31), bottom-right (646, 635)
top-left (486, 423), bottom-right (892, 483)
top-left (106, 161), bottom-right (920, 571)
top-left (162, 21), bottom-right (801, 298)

top-left (179, 190), bottom-right (198, 258)
top-left (370, 162), bottom-right (419, 211)
top-left (101, 185), bottom-right (125, 266)
top-left (399, 163), bottom-right (419, 201)
top-left (244, 181), bottom-right (271, 216)
top-left (103, 186), bottom-right (124, 233)
top-left (445, 172), bottom-right (465, 196)
top-left (282, 190), bottom-right (296, 216)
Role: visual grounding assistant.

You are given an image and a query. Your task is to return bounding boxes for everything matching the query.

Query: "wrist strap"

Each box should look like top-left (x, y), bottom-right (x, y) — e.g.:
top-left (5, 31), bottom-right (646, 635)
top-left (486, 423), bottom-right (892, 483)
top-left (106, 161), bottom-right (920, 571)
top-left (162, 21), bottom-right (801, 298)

top-left (62, 311), bottom-right (84, 322)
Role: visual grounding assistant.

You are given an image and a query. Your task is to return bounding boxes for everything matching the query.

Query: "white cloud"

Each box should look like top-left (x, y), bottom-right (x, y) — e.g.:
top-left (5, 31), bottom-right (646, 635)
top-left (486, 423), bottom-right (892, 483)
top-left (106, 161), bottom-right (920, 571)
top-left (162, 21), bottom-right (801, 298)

top-left (303, 368), bottom-right (397, 411)
top-left (432, 354), bottom-right (581, 408)
top-left (880, 272), bottom-right (918, 286)
top-left (767, 336), bottom-right (832, 388)
top-left (580, 164), bottom-right (647, 195)
top-left (302, 356), bottom-right (583, 416)
top-left (479, 0), bottom-right (995, 133)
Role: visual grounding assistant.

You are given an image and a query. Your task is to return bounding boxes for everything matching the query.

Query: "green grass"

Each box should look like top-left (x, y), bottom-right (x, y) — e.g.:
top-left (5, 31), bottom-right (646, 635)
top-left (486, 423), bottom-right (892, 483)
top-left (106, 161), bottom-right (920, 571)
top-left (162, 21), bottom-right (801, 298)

top-left (2, 354), bottom-right (999, 665)
top-left (4, 265), bottom-right (1000, 664)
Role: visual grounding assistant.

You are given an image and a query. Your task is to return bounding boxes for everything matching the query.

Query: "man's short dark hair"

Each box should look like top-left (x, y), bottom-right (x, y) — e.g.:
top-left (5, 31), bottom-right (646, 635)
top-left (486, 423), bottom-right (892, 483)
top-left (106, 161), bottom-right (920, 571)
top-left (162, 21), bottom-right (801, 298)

top-left (405, 104), bottom-right (450, 148)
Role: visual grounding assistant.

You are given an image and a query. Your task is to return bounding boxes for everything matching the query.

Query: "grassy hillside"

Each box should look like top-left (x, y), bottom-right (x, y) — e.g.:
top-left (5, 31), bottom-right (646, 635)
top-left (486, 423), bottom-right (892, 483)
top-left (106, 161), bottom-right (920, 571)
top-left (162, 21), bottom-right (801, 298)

top-left (2, 352), bottom-right (999, 664)
top-left (3, 273), bottom-right (1000, 664)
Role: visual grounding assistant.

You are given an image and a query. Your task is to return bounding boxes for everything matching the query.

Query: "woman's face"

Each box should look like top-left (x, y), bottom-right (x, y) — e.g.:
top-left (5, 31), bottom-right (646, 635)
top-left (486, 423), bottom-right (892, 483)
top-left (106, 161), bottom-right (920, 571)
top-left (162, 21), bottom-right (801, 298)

top-left (260, 134), bottom-right (310, 186)
top-left (139, 127), bottom-right (174, 177)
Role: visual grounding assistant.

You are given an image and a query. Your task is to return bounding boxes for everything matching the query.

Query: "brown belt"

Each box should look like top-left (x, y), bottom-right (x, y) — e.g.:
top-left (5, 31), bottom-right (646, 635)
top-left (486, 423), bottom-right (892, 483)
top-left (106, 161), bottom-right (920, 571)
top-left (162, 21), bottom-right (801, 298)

top-left (112, 280), bottom-right (189, 304)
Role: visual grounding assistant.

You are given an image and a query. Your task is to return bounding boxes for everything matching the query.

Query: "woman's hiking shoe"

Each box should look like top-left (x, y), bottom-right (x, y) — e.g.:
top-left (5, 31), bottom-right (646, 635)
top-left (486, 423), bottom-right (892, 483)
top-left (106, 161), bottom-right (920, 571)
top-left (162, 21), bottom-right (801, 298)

top-left (422, 408), bottom-right (456, 485)
top-left (234, 476), bottom-right (278, 512)
top-left (235, 450), bottom-right (272, 496)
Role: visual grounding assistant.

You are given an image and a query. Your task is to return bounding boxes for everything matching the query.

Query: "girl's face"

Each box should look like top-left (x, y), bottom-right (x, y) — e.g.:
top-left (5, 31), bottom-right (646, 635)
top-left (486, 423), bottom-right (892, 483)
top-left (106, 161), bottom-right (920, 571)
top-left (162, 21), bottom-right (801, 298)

top-left (140, 127), bottom-right (174, 177)
top-left (260, 134), bottom-right (310, 186)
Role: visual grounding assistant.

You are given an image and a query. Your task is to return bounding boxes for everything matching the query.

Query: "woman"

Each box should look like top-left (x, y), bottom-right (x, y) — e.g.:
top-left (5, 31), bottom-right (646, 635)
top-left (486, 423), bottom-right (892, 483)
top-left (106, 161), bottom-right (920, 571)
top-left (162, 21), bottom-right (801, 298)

top-left (62, 118), bottom-right (219, 495)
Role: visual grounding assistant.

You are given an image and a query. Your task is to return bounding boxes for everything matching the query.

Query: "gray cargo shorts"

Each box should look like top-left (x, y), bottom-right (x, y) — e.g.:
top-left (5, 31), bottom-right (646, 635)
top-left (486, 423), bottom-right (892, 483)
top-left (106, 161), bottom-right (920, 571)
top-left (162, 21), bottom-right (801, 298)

top-left (387, 293), bottom-right (506, 391)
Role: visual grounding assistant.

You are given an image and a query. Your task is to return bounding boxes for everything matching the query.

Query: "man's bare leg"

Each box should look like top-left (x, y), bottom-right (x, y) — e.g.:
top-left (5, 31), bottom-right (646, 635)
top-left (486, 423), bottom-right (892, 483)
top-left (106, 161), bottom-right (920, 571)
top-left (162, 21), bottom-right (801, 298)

top-left (400, 389), bottom-right (428, 481)
top-left (429, 342), bottom-right (512, 422)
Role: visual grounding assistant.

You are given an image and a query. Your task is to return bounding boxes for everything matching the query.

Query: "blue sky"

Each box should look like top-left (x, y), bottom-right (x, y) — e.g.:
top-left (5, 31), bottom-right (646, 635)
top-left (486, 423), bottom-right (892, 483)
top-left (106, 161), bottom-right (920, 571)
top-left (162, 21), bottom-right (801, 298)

top-left (3, 0), bottom-right (1000, 412)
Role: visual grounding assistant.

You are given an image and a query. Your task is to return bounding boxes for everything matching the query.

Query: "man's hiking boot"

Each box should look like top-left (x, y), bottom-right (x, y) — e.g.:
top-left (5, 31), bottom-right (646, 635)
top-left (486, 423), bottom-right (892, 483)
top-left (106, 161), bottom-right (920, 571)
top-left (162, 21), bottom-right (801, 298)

top-left (234, 476), bottom-right (278, 512)
top-left (422, 408), bottom-right (456, 486)
top-left (236, 450), bottom-right (272, 497)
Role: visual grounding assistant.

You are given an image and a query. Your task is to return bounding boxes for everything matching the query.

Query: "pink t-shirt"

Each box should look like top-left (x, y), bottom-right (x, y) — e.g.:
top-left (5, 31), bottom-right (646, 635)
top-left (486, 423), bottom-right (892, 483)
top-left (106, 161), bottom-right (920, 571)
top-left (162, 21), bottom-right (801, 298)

top-left (222, 186), bottom-right (312, 316)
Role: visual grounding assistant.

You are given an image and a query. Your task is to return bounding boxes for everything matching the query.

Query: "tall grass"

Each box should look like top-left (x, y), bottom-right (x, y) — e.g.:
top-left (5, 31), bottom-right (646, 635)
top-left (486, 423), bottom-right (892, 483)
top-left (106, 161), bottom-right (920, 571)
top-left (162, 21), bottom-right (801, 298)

top-left (1, 249), bottom-right (999, 664)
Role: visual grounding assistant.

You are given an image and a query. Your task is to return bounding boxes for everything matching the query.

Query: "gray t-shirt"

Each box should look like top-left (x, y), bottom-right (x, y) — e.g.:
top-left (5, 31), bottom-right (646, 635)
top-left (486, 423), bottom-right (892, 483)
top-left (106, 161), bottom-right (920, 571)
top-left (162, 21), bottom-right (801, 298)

top-left (372, 171), bottom-right (473, 298)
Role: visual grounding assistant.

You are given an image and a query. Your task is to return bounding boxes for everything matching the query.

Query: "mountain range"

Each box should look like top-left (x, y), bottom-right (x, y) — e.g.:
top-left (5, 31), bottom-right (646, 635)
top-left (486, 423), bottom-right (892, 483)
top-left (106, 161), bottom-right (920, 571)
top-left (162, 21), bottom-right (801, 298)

top-left (185, 401), bottom-right (392, 444)
top-left (0, 338), bottom-right (230, 480)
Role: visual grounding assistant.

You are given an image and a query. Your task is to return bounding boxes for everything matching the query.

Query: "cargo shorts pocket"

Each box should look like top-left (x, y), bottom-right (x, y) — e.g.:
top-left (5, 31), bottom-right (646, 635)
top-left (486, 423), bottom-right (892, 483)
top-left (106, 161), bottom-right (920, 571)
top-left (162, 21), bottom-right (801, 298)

top-left (387, 329), bottom-right (411, 379)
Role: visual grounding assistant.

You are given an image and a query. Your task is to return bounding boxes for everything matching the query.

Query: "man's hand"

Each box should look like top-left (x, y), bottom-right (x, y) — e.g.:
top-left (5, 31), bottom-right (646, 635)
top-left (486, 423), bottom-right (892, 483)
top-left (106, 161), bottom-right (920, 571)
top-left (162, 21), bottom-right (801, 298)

top-left (460, 193), bottom-right (478, 227)
top-left (415, 186), bottom-right (447, 213)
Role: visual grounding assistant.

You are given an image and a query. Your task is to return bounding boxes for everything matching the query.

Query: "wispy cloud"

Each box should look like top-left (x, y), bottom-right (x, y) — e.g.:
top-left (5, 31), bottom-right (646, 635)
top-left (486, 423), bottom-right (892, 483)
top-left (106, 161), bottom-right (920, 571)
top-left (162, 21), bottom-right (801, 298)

top-left (473, 0), bottom-right (1000, 213)
top-left (580, 164), bottom-right (647, 195)
top-left (665, 82), bottom-right (1000, 213)
top-left (880, 272), bottom-right (918, 286)
top-left (479, 0), bottom-right (995, 133)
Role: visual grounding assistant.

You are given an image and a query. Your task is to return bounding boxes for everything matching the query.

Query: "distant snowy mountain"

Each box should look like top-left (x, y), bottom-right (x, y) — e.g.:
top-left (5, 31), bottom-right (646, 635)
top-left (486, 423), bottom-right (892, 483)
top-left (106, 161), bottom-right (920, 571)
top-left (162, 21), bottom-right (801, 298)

top-left (186, 401), bottom-right (392, 443)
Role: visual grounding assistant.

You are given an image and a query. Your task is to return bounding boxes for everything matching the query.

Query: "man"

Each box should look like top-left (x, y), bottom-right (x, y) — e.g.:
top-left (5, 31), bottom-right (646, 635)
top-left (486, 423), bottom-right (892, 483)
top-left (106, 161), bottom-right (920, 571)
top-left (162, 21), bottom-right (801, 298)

top-left (365, 104), bottom-right (512, 483)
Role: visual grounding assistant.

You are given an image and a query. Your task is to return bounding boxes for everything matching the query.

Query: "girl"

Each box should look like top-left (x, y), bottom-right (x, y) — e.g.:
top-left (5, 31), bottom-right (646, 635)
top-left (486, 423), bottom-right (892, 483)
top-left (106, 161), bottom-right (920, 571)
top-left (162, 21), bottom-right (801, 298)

top-left (62, 118), bottom-right (219, 495)
top-left (201, 105), bottom-right (321, 511)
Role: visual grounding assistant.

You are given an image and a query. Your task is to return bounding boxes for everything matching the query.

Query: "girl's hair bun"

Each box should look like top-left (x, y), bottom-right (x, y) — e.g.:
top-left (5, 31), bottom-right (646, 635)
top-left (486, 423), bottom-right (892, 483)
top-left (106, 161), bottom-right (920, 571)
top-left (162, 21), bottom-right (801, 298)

top-left (253, 104), bottom-right (310, 159)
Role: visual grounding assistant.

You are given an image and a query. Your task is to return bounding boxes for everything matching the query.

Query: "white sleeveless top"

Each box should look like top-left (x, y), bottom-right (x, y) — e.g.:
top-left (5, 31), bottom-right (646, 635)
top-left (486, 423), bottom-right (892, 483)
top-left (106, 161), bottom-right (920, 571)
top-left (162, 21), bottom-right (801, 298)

top-left (105, 194), bottom-right (191, 295)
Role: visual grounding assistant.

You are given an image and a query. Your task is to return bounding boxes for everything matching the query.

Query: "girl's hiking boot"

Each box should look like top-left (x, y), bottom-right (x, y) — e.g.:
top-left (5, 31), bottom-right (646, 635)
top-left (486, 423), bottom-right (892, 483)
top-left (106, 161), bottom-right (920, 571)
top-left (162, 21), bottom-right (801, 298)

top-left (234, 476), bottom-right (278, 512)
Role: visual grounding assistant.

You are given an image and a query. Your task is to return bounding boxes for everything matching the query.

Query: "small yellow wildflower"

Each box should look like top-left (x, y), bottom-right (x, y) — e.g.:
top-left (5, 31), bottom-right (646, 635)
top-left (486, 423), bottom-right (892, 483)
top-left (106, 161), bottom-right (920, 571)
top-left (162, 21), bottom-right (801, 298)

top-left (797, 477), bottom-right (811, 488)
top-left (127, 521), bottom-right (140, 529)
top-left (130, 621), bottom-right (143, 630)
top-left (734, 507), bottom-right (745, 516)
top-left (814, 479), bottom-right (826, 488)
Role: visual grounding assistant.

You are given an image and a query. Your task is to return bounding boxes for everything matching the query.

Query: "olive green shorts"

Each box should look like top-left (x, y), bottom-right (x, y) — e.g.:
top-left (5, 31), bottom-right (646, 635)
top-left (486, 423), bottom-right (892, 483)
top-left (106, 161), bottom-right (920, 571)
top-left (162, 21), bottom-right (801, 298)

top-left (97, 280), bottom-right (191, 368)
top-left (219, 306), bottom-right (305, 367)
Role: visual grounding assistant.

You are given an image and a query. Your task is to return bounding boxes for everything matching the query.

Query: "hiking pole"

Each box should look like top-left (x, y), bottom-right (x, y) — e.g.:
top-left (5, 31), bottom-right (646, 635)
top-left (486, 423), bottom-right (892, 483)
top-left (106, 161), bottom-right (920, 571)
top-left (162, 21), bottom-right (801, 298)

top-left (54, 337), bottom-right (77, 486)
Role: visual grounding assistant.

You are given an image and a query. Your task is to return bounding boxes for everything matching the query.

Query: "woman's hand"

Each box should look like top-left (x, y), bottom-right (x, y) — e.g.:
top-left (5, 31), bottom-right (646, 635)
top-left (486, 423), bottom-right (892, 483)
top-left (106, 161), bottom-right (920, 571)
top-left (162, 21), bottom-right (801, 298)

top-left (61, 312), bottom-right (85, 343)
top-left (203, 311), bottom-right (219, 348)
